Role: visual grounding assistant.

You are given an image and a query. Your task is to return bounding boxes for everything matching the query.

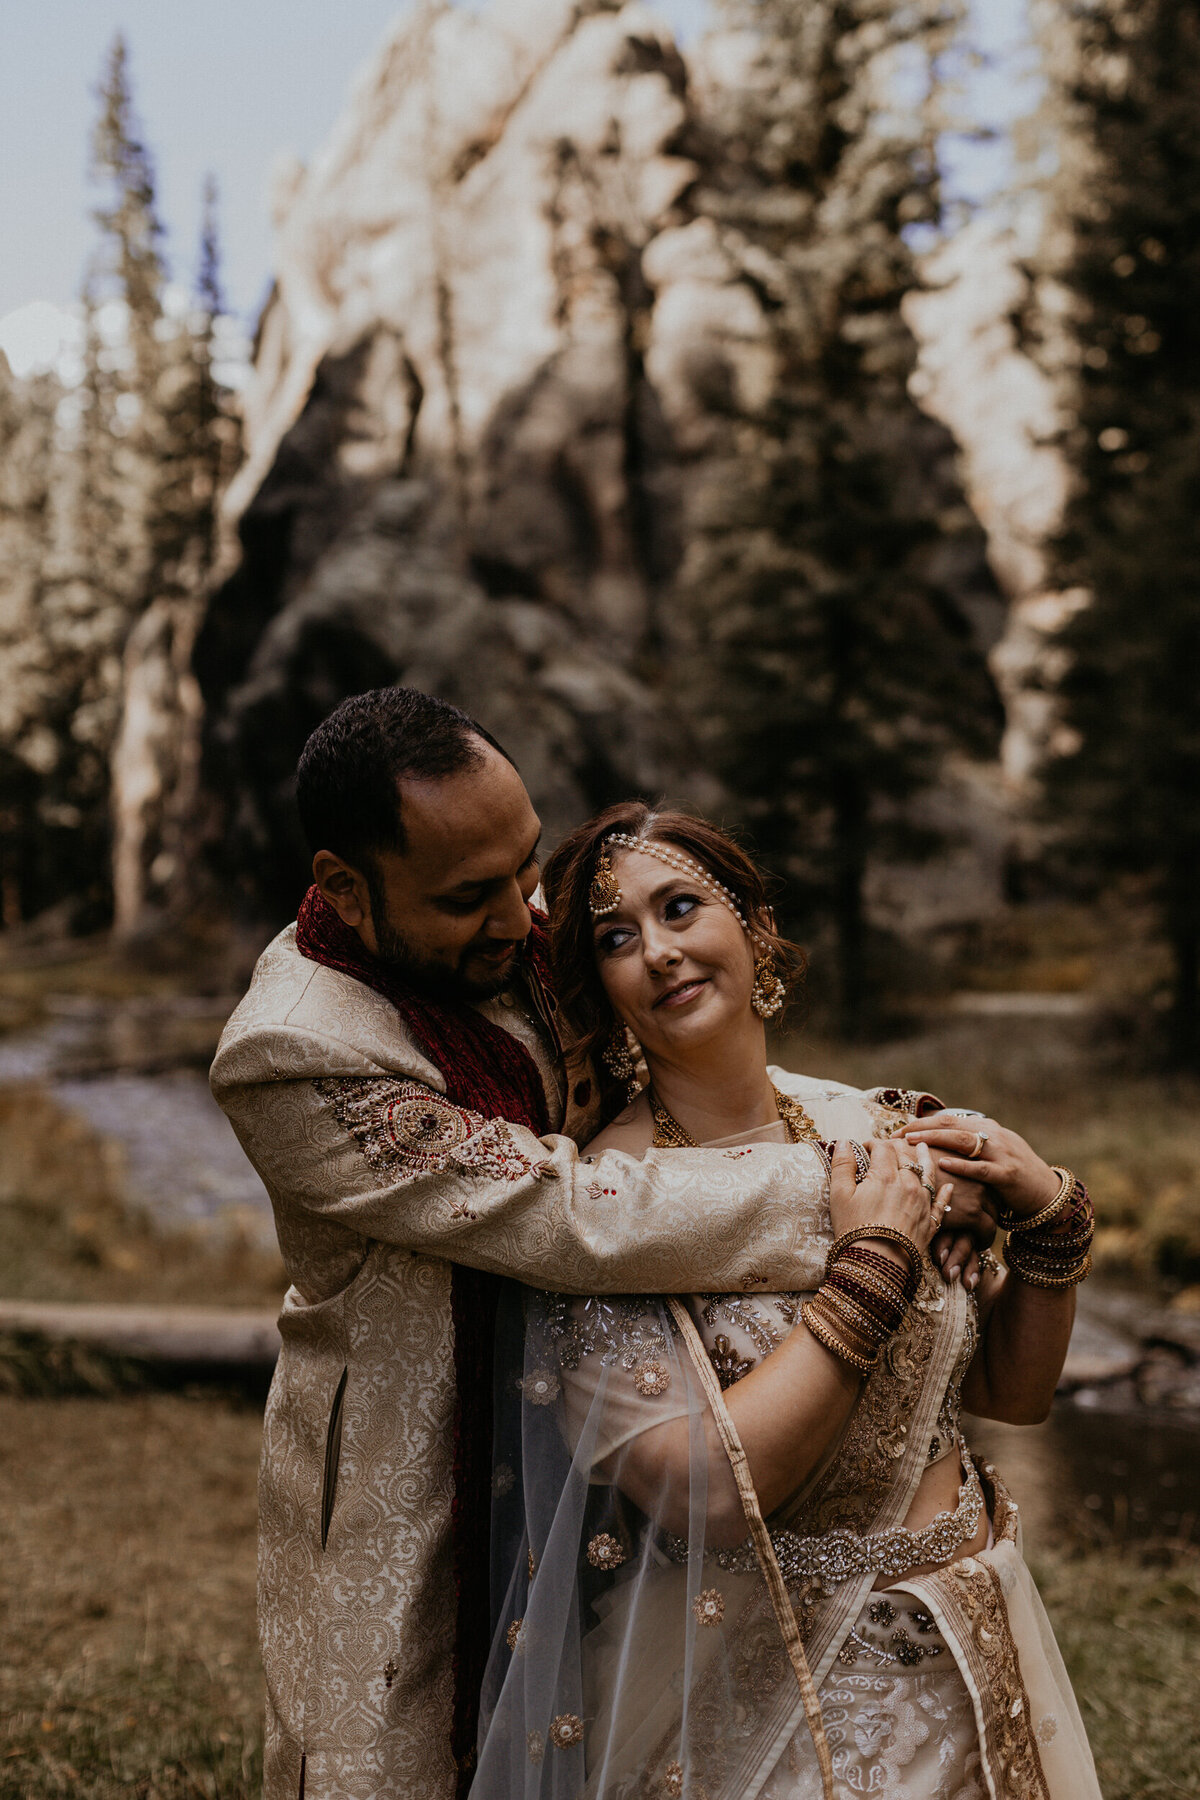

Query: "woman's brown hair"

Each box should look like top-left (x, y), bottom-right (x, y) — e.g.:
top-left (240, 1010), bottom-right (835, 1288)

top-left (541, 801), bottom-right (806, 1105)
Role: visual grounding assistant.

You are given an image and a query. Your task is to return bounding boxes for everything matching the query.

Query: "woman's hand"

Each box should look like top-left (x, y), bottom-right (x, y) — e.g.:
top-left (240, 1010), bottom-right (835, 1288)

top-left (829, 1138), bottom-right (949, 1264)
top-left (903, 1112), bottom-right (1061, 1224)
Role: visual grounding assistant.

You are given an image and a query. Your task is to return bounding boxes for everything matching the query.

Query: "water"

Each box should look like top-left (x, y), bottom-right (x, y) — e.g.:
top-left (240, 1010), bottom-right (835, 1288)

top-left (970, 1405), bottom-right (1200, 1548)
top-left (0, 993), bottom-right (275, 1250)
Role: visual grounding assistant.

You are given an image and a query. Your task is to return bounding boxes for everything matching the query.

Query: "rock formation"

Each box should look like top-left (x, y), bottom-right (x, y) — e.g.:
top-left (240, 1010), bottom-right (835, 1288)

top-left (198, 0), bottom-right (730, 913)
top-left (905, 211), bottom-right (1083, 792)
top-left (2, 0), bottom-right (1036, 937)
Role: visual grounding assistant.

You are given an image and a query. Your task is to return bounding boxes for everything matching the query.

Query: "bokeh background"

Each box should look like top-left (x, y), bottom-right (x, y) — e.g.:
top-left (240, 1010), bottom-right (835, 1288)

top-left (1, 3), bottom-right (1198, 1796)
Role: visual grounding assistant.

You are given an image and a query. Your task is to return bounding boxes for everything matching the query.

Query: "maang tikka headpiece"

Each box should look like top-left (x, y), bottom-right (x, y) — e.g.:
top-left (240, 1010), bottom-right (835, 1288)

top-left (588, 832), bottom-right (755, 936)
top-left (588, 843), bottom-right (622, 919)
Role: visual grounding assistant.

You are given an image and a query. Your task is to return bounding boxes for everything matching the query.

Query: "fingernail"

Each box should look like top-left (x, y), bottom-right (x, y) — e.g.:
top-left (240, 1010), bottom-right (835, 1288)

top-left (947, 1265), bottom-right (961, 1282)
top-left (966, 1272), bottom-right (978, 1290)
top-left (937, 1246), bottom-right (948, 1265)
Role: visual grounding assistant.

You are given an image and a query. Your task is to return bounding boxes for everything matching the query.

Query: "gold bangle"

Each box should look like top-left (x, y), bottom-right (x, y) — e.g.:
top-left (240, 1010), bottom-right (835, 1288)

top-left (997, 1166), bottom-right (1073, 1235)
top-left (828, 1254), bottom-right (911, 1303)
top-left (807, 1289), bottom-right (884, 1357)
top-left (820, 1291), bottom-right (896, 1348)
top-left (825, 1226), bottom-right (922, 1288)
top-left (1004, 1246), bottom-right (1092, 1289)
top-left (802, 1300), bottom-right (878, 1374)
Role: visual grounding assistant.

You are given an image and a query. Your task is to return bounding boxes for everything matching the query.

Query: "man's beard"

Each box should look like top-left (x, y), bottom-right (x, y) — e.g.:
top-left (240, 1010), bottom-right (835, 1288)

top-left (366, 869), bottom-right (519, 1003)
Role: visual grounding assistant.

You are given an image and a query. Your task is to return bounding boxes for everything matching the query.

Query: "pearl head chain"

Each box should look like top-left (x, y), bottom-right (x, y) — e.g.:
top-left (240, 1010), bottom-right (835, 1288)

top-left (599, 832), bottom-right (761, 941)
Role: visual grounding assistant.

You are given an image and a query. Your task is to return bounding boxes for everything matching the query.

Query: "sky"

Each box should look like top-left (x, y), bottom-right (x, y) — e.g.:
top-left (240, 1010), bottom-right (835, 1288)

top-left (0, 0), bottom-right (1029, 376)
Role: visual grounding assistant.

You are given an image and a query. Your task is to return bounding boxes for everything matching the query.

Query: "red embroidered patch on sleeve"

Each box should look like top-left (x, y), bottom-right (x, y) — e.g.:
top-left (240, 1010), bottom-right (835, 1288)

top-left (315, 1077), bottom-right (546, 1184)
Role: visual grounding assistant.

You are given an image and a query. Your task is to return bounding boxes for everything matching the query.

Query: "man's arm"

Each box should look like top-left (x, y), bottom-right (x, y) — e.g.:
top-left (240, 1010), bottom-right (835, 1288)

top-left (214, 1054), bottom-right (832, 1295)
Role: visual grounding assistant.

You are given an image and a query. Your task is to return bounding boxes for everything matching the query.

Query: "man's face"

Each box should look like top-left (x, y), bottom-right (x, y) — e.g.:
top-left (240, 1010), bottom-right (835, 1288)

top-left (314, 745), bottom-right (542, 1001)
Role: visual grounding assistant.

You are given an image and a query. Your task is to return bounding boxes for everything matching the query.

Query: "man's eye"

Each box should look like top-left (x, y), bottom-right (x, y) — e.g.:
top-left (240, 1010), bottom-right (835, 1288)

top-left (440, 895), bottom-right (484, 915)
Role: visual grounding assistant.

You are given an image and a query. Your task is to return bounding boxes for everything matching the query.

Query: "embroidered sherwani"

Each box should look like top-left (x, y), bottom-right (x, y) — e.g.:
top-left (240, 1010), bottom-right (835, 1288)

top-left (210, 925), bottom-right (831, 1800)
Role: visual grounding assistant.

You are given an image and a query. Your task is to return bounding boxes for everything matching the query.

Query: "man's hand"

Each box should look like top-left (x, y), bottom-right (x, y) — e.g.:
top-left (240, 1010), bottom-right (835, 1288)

top-left (929, 1172), bottom-right (997, 1289)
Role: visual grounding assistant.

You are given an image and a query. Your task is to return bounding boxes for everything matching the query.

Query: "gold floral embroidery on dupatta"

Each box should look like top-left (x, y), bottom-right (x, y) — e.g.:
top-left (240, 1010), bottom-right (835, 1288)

top-left (634, 1259), bottom-right (963, 1800)
top-left (918, 1465), bottom-right (1052, 1800)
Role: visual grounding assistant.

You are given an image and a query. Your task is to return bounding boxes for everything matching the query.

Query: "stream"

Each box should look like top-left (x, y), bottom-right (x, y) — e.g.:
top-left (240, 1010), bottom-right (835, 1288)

top-left (1, 991), bottom-right (1197, 1540)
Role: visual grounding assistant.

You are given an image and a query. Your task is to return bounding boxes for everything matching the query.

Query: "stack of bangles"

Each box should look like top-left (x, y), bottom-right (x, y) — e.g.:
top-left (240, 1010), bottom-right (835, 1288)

top-left (801, 1226), bottom-right (923, 1375)
top-left (1000, 1165), bottom-right (1094, 1289)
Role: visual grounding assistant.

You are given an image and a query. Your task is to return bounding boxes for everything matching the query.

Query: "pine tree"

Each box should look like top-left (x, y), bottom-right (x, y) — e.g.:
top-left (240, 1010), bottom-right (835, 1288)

top-left (110, 175), bottom-right (239, 931)
top-left (685, 0), bottom-right (1002, 1031)
top-left (0, 359), bottom-right (64, 924)
top-left (1036, 1), bottom-right (1200, 1064)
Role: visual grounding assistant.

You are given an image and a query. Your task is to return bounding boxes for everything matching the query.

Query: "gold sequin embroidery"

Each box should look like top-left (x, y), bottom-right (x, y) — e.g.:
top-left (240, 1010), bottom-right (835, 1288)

top-left (549, 1713), bottom-right (584, 1749)
top-left (587, 1532), bottom-right (627, 1570)
top-left (634, 1358), bottom-right (670, 1396)
top-left (692, 1588), bottom-right (725, 1627)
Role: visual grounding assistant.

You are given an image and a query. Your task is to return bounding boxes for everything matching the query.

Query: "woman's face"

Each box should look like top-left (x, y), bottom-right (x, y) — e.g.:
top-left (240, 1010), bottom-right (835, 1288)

top-left (592, 847), bottom-right (759, 1061)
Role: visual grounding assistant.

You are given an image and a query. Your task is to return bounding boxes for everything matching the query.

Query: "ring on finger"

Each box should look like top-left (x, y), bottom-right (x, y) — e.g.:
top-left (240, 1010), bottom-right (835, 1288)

top-left (901, 1159), bottom-right (922, 1176)
top-left (969, 1131), bottom-right (988, 1159)
top-left (919, 1177), bottom-right (938, 1202)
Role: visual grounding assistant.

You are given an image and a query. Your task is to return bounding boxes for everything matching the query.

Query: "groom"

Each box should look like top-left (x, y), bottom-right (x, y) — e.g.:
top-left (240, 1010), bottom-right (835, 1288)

top-left (214, 686), bottom-right (906, 1800)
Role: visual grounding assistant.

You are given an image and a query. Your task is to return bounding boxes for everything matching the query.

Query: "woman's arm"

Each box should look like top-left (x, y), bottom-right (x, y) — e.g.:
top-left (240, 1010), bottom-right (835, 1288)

top-left (904, 1116), bottom-right (1081, 1423)
top-left (606, 1139), bottom-right (945, 1542)
top-left (959, 1267), bottom-right (1074, 1424)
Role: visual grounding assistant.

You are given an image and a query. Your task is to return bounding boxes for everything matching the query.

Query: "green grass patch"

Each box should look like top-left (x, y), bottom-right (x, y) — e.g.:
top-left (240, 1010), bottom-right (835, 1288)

top-left (1034, 1544), bottom-right (1200, 1800)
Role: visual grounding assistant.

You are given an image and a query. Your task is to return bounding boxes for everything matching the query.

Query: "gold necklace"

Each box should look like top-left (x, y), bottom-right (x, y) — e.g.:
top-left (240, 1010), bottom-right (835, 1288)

top-left (649, 1084), bottom-right (822, 1148)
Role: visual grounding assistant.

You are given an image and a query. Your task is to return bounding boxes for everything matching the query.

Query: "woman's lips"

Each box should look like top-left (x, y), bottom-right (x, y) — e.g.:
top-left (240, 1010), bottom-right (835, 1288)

top-left (654, 978), bottom-right (708, 1010)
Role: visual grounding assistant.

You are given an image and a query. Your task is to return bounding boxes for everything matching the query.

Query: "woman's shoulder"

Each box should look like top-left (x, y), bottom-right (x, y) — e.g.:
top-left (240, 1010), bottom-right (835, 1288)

top-left (768, 1065), bottom-right (947, 1138)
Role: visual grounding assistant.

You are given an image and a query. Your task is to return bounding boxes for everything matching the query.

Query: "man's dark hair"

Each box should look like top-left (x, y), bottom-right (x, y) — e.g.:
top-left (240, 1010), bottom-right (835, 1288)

top-left (296, 687), bottom-right (510, 868)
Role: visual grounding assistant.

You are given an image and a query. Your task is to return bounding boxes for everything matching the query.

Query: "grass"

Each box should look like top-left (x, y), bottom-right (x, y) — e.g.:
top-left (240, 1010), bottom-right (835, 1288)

top-left (0, 1391), bottom-right (262, 1800)
top-left (0, 1084), bottom-right (284, 1311)
top-left (0, 1384), bottom-right (1195, 1800)
top-left (1033, 1544), bottom-right (1200, 1800)
top-left (777, 1013), bottom-right (1200, 1286)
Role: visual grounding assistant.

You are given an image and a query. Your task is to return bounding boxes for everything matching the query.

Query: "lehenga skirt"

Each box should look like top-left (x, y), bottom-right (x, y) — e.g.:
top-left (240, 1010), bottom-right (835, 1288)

top-left (759, 1591), bottom-right (985, 1800)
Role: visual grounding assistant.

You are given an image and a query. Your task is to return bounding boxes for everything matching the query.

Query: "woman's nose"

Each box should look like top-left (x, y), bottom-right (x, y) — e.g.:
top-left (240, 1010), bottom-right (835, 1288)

top-left (643, 930), bottom-right (682, 972)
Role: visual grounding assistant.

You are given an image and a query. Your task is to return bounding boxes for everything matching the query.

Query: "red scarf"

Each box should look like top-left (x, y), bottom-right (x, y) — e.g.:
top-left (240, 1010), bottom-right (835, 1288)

top-left (295, 885), bottom-right (555, 1790)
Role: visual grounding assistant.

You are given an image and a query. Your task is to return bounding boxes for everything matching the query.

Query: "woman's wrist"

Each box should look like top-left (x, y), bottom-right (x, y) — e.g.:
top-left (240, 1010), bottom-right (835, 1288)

top-left (852, 1235), bottom-right (909, 1274)
top-left (995, 1163), bottom-right (1069, 1231)
top-left (1002, 1169), bottom-right (1095, 1288)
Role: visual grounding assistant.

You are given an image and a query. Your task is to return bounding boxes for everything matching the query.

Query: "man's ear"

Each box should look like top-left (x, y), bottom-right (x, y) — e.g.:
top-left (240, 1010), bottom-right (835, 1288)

top-left (313, 850), bottom-right (371, 933)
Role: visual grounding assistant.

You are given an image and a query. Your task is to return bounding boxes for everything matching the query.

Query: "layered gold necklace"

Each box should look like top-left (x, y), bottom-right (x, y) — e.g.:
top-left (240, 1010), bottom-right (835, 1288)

top-left (649, 1084), bottom-right (822, 1148)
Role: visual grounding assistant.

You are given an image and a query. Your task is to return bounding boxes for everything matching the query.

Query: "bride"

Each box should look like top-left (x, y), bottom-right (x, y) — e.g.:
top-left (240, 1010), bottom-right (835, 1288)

top-left (471, 803), bottom-right (1100, 1800)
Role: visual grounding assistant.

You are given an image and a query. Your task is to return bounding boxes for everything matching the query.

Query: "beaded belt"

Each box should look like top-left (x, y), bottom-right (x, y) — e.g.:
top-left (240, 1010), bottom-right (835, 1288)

top-left (662, 1454), bottom-right (984, 1587)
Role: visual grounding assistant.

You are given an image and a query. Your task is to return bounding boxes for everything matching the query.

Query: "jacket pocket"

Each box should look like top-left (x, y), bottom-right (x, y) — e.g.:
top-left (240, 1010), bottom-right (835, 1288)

top-left (321, 1365), bottom-right (348, 1551)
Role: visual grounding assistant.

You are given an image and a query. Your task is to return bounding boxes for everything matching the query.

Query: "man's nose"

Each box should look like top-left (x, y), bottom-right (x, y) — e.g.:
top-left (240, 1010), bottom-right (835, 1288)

top-left (485, 880), bottom-right (532, 941)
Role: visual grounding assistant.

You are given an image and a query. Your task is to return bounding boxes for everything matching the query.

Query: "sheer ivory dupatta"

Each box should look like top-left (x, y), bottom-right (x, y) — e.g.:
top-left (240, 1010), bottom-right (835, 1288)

top-left (472, 1130), bottom-right (971, 1800)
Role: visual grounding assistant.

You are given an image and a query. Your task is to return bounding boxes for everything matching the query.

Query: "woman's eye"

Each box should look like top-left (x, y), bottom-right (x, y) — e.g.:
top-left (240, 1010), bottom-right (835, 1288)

top-left (664, 893), bottom-right (701, 921)
top-left (596, 926), bottom-right (635, 956)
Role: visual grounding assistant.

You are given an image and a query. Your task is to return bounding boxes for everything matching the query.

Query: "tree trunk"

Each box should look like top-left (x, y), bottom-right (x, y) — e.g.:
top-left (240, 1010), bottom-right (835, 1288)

top-left (831, 773), bottom-right (870, 1038)
top-left (1166, 864), bottom-right (1200, 1068)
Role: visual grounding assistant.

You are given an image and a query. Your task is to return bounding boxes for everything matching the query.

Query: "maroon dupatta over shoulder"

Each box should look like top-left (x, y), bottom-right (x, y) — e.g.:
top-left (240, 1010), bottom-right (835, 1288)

top-left (295, 885), bottom-right (556, 1792)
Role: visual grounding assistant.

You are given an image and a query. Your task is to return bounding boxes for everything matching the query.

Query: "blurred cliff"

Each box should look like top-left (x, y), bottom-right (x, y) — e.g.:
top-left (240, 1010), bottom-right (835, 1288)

top-left (0, 0), bottom-right (1136, 1028)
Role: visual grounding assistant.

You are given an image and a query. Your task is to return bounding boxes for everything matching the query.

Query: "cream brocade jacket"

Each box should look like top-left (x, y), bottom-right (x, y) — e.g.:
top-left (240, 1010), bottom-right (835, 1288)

top-left (211, 925), bottom-right (869, 1800)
